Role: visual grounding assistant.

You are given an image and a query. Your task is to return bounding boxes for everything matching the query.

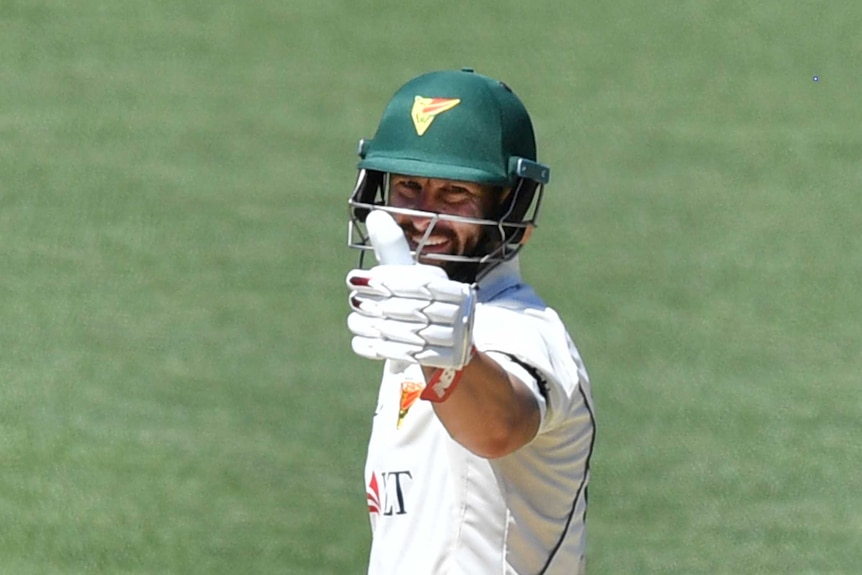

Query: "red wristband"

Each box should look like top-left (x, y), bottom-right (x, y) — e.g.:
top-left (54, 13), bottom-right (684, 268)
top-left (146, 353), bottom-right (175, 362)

top-left (420, 367), bottom-right (465, 403)
top-left (420, 346), bottom-right (476, 403)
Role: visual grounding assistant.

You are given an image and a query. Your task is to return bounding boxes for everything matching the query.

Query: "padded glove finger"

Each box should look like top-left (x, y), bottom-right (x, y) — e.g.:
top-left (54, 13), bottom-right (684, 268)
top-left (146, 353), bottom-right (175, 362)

top-left (351, 336), bottom-right (422, 364)
top-left (348, 311), bottom-right (428, 346)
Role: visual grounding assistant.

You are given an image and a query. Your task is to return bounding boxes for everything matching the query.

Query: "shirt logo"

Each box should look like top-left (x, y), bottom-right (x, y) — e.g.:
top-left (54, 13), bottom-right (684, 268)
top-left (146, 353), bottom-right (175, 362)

top-left (367, 470), bottom-right (413, 516)
top-left (411, 96), bottom-right (461, 136)
top-left (367, 472), bottom-right (381, 514)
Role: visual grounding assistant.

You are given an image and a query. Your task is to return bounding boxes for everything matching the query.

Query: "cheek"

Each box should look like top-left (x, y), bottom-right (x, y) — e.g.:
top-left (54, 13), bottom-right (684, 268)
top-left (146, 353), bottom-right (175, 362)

top-left (457, 198), bottom-right (486, 219)
top-left (389, 194), bottom-right (411, 210)
top-left (452, 223), bottom-right (484, 249)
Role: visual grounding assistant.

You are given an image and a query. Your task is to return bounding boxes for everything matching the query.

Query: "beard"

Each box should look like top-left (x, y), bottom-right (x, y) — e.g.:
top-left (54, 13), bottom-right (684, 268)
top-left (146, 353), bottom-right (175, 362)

top-left (400, 221), bottom-right (501, 284)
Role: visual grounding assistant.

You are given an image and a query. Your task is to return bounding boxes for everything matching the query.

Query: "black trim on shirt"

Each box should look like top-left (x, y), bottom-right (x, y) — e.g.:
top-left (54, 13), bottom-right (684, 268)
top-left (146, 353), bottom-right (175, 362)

top-left (485, 350), bottom-right (597, 574)
top-left (537, 383), bottom-right (596, 575)
top-left (490, 351), bottom-right (551, 406)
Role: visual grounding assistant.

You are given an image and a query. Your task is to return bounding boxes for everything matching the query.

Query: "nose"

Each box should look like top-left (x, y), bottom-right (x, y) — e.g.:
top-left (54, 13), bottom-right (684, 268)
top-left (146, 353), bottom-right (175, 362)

top-left (392, 189), bottom-right (435, 231)
top-left (394, 209), bottom-right (432, 233)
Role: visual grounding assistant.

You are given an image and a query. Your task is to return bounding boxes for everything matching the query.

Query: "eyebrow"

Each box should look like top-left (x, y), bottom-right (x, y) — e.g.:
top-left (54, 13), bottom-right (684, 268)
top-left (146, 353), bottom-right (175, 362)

top-left (392, 178), bottom-right (482, 197)
top-left (392, 179), bottom-right (418, 188)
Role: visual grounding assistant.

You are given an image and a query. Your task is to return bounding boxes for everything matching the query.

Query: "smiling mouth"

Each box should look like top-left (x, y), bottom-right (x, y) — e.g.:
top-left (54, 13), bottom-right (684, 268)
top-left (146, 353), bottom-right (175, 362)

top-left (410, 236), bottom-right (450, 252)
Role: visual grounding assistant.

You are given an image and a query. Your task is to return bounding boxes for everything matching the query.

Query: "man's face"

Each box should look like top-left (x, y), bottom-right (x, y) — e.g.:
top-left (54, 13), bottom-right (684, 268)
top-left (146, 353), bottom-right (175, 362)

top-left (388, 174), bottom-right (496, 267)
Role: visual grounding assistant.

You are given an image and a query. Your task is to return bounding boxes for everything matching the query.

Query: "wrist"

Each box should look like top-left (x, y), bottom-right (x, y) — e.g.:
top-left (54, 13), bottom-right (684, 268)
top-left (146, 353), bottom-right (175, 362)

top-left (420, 345), bottom-right (476, 402)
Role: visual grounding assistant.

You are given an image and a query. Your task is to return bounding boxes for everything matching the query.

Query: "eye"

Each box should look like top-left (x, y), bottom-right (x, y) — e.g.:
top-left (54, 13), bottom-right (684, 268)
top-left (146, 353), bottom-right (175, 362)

top-left (389, 180), bottom-right (421, 205)
top-left (441, 188), bottom-right (472, 205)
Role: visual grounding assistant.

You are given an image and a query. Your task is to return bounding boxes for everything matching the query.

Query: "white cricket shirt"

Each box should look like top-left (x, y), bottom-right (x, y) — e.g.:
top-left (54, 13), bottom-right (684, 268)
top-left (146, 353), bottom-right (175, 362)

top-left (364, 257), bottom-right (595, 575)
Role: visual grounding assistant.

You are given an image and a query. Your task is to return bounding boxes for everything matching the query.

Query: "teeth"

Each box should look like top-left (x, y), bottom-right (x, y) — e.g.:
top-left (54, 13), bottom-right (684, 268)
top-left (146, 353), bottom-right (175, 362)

top-left (414, 237), bottom-right (446, 247)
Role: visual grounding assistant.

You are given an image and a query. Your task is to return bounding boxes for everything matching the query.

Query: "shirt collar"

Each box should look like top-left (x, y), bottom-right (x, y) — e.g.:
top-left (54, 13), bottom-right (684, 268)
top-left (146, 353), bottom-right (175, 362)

top-left (476, 257), bottom-right (522, 303)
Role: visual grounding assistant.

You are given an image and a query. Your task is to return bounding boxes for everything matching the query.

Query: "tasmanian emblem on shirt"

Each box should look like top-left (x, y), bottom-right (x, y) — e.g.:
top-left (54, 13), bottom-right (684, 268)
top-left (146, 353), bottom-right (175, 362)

top-left (411, 96), bottom-right (461, 136)
top-left (397, 380), bottom-right (424, 429)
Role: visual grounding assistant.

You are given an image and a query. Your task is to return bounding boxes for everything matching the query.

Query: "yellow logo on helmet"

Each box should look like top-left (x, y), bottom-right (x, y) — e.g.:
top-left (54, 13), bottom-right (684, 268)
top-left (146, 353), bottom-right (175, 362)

top-left (411, 96), bottom-right (461, 136)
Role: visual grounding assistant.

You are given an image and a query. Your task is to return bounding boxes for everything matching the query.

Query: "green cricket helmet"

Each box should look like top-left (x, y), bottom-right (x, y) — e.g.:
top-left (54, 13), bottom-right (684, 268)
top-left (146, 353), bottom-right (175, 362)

top-left (348, 68), bottom-right (550, 282)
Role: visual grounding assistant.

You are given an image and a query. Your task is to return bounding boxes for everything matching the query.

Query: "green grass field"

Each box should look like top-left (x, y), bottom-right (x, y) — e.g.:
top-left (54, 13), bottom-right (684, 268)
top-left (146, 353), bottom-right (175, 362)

top-left (1, 1), bottom-right (860, 573)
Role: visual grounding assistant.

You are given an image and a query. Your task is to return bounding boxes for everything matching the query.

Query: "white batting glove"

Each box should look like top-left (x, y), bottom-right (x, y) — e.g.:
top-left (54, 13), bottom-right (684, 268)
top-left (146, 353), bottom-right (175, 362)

top-left (346, 264), bottom-right (476, 370)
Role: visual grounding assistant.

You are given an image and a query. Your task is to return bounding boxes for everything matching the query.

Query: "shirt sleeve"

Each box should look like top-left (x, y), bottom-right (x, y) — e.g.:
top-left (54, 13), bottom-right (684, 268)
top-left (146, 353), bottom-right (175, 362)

top-left (484, 350), bottom-right (549, 430)
top-left (472, 304), bottom-right (578, 435)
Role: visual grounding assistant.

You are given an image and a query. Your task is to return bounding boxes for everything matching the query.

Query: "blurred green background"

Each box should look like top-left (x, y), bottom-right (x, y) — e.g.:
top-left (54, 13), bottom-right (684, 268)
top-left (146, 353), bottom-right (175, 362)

top-left (1, 1), bottom-right (860, 573)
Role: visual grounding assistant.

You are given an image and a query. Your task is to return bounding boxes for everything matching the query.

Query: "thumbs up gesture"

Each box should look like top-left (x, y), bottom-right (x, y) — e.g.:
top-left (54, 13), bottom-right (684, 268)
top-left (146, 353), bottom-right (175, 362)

top-left (346, 211), bottom-right (476, 370)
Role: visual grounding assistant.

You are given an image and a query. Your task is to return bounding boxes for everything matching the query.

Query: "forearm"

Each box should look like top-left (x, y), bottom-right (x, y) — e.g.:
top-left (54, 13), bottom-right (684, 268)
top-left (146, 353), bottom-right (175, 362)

top-left (424, 352), bottom-right (540, 459)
